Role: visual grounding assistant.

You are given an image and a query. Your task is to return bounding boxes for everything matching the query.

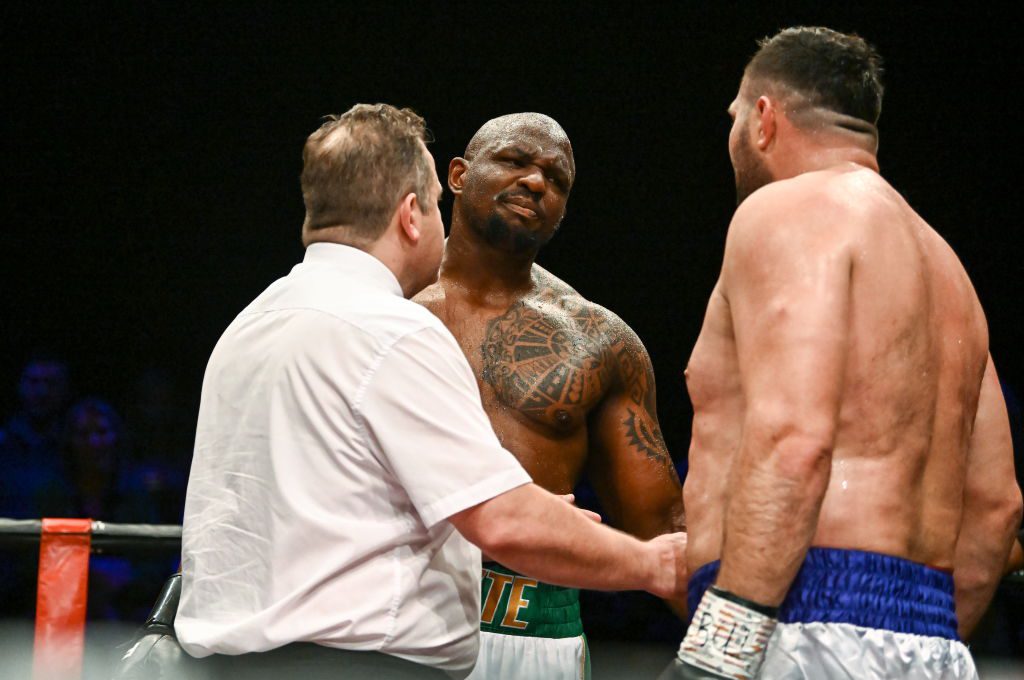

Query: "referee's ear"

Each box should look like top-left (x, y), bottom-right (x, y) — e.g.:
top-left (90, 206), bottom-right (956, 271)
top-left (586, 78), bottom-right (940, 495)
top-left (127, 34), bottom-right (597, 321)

top-left (396, 191), bottom-right (422, 244)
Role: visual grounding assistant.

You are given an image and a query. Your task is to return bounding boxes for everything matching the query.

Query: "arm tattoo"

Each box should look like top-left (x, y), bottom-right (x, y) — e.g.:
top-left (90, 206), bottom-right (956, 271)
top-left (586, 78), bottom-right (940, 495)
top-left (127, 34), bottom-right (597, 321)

top-left (613, 330), bottom-right (674, 467)
top-left (623, 407), bottom-right (671, 465)
top-left (615, 345), bottom-right (654, 410)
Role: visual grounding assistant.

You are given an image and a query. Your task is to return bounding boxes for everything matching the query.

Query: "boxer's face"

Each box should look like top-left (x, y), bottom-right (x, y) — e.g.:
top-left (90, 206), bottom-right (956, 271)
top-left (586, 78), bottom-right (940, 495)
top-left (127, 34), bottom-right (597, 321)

top-left (728, 82), bottom-right (773, 206)
top-left (457, 125), bottom-right (574, 255)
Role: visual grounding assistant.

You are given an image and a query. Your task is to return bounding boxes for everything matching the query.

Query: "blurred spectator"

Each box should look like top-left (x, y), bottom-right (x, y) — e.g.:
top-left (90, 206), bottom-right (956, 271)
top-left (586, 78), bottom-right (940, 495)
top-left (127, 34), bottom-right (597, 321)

top-left (61, 398), bottom-right (172, 620)
top-left (63, 398), bottom-right (138, 520)
top-left (0, 355), bottom-right (73, 518)
top-left (0, 355), bottom-right (72, 618)
top-left (122, 368), bottom-right (191, 523)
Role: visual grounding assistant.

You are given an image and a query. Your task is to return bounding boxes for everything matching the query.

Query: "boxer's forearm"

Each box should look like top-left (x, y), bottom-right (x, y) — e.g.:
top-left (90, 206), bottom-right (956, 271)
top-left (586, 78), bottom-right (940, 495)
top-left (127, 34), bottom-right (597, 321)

top-left (956, 570), bottom-right (1006, 640)
top-left (450, 482), bottom-right (685, 599)
top-left (715, 429), bottom-right (833, 607)
top-left (955, 357), bottom-right (1022, 639)
top-left (954, 490), bottom-right (1022, 638)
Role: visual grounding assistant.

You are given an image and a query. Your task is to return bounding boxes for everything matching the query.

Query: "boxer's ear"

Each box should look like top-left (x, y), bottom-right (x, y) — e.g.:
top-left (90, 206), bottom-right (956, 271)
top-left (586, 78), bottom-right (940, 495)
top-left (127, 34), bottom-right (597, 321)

top-left (448, 158), bottom-right (467, 195)
top-left (397, 192), bottom-right (421, 243)
top-left (755, 96), bottom-right (776, 150)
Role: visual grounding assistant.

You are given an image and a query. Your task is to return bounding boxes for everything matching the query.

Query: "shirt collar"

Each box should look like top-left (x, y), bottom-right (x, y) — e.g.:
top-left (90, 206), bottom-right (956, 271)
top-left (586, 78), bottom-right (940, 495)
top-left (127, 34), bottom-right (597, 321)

top-left (302, 242), bottom-right (404, 297)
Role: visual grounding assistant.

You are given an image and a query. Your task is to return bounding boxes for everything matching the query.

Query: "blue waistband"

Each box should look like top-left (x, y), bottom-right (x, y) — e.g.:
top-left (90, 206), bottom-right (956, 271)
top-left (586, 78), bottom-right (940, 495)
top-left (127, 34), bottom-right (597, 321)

top-left (688, 548), bottom-right (959, 640)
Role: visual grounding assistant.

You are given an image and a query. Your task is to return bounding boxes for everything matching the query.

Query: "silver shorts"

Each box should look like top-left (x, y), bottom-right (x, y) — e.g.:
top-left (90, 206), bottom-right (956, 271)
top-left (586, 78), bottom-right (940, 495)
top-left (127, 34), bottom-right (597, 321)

top-left (759, 621), bottom-right (978, 680)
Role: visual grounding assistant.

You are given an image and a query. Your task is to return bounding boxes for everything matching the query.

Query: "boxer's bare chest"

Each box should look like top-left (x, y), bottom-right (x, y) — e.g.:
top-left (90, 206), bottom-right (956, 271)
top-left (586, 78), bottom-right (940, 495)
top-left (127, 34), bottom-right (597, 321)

top-left (686, 285), bottom-right (744, 427)
top-left (429, 286), bottom-right (616, 436)
top-left (478, 292), bottom-right (616, 433)
top-left (684, 285), bottom-right (743, 558)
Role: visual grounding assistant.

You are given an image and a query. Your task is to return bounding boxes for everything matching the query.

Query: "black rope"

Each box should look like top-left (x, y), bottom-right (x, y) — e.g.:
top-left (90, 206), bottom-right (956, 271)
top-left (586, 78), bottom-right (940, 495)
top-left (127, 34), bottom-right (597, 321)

top-left (0, 518), bottom-right (181, 554)
top-left (0, 517), bottom-right (1020, 584)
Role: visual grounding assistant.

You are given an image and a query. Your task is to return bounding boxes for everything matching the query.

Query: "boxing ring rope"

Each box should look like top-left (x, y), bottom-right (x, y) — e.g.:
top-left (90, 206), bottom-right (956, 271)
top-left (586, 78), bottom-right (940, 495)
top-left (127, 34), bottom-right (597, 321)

top-left (0, 517), bottom-right (181, 680)
top-left (0, 517), bottom-right (1021, 679)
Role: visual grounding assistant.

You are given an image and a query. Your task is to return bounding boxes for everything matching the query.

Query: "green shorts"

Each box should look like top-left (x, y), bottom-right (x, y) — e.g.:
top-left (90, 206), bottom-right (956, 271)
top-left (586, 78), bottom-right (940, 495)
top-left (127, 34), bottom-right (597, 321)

top-left (465, 563), bottom-right (590, 680)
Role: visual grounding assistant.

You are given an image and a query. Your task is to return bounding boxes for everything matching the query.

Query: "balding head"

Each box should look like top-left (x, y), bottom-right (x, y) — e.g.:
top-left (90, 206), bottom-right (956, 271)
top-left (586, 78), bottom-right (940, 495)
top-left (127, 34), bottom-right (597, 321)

top-left (300, 103), bottom-right (435, 246)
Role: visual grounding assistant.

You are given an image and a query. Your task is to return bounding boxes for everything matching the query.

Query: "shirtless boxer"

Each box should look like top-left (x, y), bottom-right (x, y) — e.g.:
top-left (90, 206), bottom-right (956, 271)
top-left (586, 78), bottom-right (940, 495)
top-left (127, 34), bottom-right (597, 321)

top-left (415, 113), bottom-right (685, 679)
top-left (664, 27), bottom-right (1023, 679)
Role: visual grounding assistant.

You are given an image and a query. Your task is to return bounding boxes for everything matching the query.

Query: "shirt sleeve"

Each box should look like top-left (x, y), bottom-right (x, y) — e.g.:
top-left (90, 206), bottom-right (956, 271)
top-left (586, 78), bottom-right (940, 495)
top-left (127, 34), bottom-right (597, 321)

top-left (358, 325), bottom-right (532, 527)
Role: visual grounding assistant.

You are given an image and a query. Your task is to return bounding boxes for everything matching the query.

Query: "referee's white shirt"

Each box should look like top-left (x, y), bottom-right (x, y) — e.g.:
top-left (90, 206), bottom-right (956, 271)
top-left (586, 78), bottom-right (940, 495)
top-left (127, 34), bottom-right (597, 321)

top-left (176, 243), bottom-right (531, 675)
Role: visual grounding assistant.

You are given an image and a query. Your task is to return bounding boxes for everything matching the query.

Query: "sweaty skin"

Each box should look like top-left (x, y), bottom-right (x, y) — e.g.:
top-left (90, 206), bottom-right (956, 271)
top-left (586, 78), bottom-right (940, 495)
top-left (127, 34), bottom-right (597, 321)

top-left (416, 115), bottom-right (683, 541)
top-left (684, 163), bottom-right (1020, 628)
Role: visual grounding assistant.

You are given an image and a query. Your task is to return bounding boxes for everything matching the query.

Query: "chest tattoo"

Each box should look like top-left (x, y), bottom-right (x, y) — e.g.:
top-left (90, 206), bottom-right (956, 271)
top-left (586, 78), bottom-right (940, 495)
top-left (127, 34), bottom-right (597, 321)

top-left (481, 298), bottom-right (613, 420)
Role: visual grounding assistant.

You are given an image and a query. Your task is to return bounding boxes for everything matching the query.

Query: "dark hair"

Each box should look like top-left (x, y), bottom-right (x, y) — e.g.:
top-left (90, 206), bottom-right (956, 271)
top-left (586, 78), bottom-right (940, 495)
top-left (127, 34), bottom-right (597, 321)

top-left (746, 27), bottom-right (884, 125)
top-left (301, 103), bottom-right (434, 241)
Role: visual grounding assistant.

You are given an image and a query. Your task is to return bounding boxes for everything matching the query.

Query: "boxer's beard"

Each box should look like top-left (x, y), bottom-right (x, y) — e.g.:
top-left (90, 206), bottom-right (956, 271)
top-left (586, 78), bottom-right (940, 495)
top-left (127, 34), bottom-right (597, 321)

top-left (478, 211), bottom-right (549, 255)
top-left (732, 131), bottom-right (773, 206)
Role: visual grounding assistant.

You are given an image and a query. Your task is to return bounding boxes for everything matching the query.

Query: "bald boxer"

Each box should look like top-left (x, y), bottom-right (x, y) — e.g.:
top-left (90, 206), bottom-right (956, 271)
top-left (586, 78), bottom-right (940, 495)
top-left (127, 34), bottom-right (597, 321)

top-left (415, 113), bottom-right (684, 679)
top-left (168, 104), bottom-right (687, 680)
top-left (665, 27), bottom-right (1022, 679)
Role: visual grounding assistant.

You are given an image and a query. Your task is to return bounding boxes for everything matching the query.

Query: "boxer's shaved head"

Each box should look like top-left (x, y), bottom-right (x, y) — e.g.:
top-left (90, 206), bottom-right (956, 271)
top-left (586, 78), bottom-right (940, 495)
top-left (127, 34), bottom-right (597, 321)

top-left (452, 113), bottom-right (576, 255)
top-left (464, 113), bottom-right (575, 178)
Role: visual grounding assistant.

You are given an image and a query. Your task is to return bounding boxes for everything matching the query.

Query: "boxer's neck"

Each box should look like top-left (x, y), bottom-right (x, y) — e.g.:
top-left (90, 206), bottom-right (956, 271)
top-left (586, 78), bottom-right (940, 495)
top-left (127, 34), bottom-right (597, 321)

top-left (441, 218), bottom-right (538, 305)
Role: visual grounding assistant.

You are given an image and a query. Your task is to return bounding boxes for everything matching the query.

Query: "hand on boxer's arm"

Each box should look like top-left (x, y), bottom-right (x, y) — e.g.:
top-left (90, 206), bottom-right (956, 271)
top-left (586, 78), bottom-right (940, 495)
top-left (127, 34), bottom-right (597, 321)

top-left (480, 493), bottom-right (601, 562)
top-left (451, 483), bottom-right (688, 600)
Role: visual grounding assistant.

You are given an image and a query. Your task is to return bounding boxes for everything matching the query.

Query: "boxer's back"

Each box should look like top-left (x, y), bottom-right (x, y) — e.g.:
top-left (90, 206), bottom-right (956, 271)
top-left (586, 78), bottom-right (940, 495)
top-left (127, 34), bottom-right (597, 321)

top-left (817, 167), bottom-right (988, 565)
top-left (686, 165), bottom-right (989, 571)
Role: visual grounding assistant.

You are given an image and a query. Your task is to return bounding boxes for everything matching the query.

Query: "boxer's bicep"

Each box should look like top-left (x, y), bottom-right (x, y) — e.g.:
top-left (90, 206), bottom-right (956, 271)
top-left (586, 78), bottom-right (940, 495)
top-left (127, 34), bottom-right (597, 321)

top-left (587, 324), bottom-right (683, 539)
top-left (962, 357), bottom-right (1017, 517)
top-left (713, 196), bottom-right (853, 605)
top-left (954, 355), bottom-right (1022, 637)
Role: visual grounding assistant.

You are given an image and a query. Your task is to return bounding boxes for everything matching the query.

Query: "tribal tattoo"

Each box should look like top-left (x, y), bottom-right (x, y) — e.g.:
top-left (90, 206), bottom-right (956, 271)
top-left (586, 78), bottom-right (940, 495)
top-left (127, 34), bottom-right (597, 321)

top-left (623, 407), bottom-right (671, 465)
top-left (481, 283), bottom-right (673, 469)
top-left (481, 297), bottom-right (614, 422)
top-left (615, 344), bottom-right (656, 412)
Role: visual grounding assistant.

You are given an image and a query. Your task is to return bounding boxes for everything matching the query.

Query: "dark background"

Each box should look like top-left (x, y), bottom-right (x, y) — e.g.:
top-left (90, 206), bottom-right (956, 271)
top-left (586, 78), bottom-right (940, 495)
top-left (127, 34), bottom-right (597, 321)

top-left (2, 0), bottom-right (1023, 667)
top-left (3, 3), bottom-right (1020, 486)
